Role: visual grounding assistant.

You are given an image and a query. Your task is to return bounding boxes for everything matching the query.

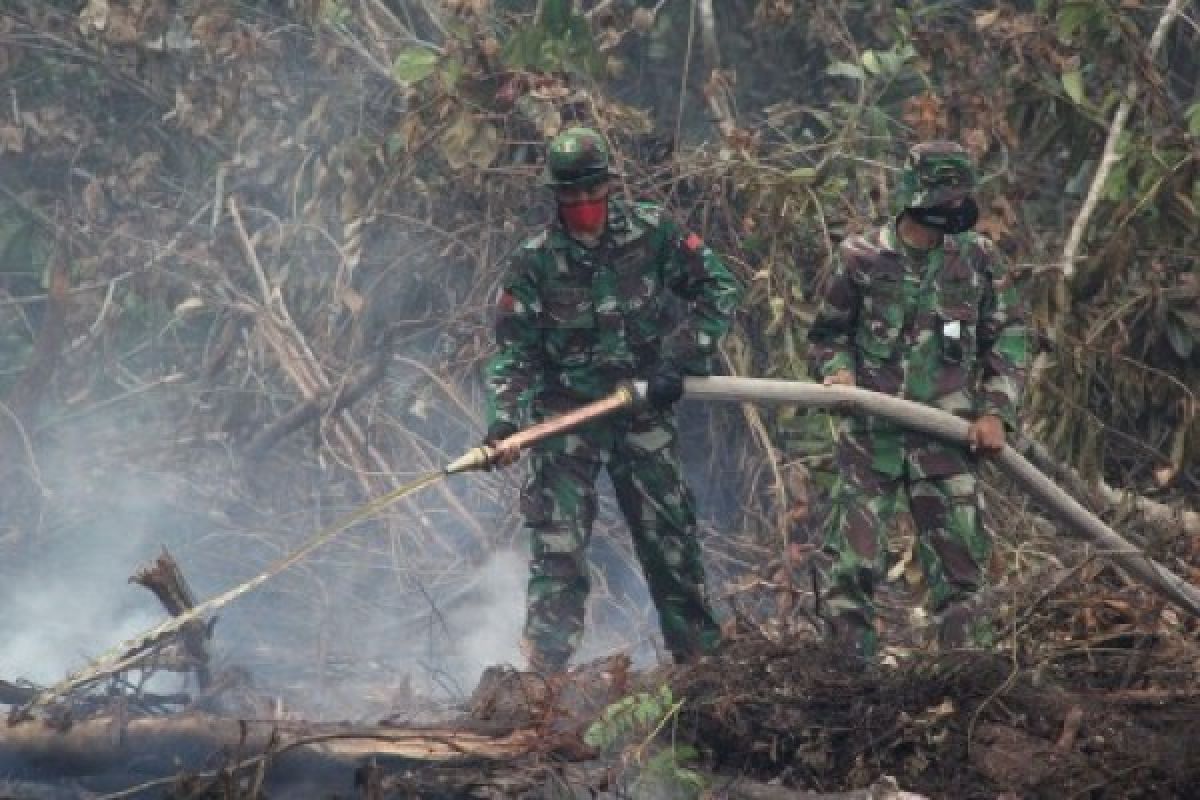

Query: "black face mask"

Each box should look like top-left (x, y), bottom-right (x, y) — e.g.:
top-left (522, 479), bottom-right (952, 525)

top-left (907, 197), bottom-right (979, 234)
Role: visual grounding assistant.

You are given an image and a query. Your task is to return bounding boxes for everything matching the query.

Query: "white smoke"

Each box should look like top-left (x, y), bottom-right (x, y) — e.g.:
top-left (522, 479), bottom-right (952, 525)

top-left (0, 445), bottom-right (175, 686)
top-left (445, 547), bottom-right (528, 681)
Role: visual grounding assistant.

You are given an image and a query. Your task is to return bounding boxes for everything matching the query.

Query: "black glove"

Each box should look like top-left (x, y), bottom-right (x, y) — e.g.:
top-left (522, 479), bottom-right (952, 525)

top-left (646, 364), bottom-right (684, 410)
top-left (483, 420), bottom-right (518, 447)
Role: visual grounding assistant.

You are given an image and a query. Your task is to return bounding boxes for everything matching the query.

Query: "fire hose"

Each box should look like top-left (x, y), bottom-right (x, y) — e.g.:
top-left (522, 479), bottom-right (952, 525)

top-left (448, 376), bottom-right (1200, 619)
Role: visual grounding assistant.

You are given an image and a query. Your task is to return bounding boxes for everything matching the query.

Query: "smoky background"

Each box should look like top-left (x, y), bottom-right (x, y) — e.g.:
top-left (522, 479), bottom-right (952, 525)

top-left (0, 1), bottom-right (775, 726)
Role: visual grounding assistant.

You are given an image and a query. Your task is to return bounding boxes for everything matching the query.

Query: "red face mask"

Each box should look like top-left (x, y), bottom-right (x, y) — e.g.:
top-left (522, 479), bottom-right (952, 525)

top-left (559, 197), bottom-right (608, 237)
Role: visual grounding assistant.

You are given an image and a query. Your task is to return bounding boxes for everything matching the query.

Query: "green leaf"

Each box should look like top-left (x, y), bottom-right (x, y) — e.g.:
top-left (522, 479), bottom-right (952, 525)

top-left (866, 105), bottom-right (890, 141)
top-left (1103, 158), bottom-right (1129, 202)
top-left (502, 28), bottom-right (542, 69)
top-left (788, 167), bottom-right (818, 184)
top-left (1056, 2), bottom-right (1097, 40)
top-left (538, 0), bottom-right (571, 38)
top-left (384, 132), bottom-right (406, 160)
top-left (439, 58), bottom-right (464, 92)
top-left (806, 107), bottom-right (833, 130)
top-left (1186, 102), bottom-right (1200, 138)
top-left (1062, 69), bottom-right (1087, 106)
top-left (1166, 313), bottom-right (1195, 359)
top-left (565, 12), bottom-right (592, 45)
top-left (861, 50), bottom-right (882, 76)
top-left (391, 47), bottom-right (439, 85)
top-left (826, 61), bottom-right (864, 82)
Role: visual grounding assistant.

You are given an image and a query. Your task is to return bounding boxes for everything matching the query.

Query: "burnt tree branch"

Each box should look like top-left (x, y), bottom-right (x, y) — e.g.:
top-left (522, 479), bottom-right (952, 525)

top-left (241, 328), bottom-right (395, 461)
top-left (130, 549), bottom-right (213, 689)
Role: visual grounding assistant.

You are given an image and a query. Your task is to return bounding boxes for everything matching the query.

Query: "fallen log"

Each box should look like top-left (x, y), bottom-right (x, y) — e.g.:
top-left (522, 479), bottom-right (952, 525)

top-left (2, 657), bottom-right (628, 781)
top-left (678, 377), bottom-right (1200, 619)
top-left (0, 713), bottom-right (542, 777)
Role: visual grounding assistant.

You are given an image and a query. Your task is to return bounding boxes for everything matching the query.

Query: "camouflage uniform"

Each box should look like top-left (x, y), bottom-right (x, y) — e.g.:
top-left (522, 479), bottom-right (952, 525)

top-left (807, 143), bottom-right (1029, 655)
top-left (485, 135), bottom-right (742, 669)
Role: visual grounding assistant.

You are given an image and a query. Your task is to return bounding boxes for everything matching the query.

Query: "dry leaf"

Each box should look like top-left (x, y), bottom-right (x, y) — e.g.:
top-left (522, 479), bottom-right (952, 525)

top-left (82, 179), bottom-right (106, 221)
top-left (105, 7), bottom-right (142, 46)
top-left (439, 109), bottom-right (500, 170)
top-left (0, 124), bottom-right (24, 154)
top-left (1152, 465), bottom-right (1177, 487)
top-left (126, 152), bottom-right (162, 192)
top-left (974, 9), bottom-right (1002, 29)
top-left (340, 287), bottom-right (365, 316)
top-left (539, 107), bottom-right (563, 138)
top-left (78, 0), bottom-right (110, 34)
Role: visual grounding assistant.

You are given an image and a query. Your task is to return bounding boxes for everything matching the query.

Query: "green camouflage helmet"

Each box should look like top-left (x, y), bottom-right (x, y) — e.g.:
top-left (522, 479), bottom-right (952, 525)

top-left (542, 127), bottom-right (616, 188)
top-left (892, 141), bottom-right (978, 213)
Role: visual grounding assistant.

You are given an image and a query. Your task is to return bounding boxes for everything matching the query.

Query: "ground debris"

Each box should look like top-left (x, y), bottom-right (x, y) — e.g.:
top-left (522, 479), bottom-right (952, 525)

top-left (674, 633), bottom-right (1200, 799)
top-left (5, 549), bottom-right (1200, 799)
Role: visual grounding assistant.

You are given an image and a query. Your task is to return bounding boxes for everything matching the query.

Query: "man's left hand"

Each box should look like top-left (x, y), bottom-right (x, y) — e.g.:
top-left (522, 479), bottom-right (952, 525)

top-left (967, 414), bottom-right (1007, 456)
top-left (646, 364), bottom-right (685, 409)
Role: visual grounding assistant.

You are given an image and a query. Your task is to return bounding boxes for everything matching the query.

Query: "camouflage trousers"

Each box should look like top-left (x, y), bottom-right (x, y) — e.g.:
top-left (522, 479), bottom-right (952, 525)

top-left (822, 423), bottom-right (992, 654)
top-left (519, 406), bottom-right (720, 671)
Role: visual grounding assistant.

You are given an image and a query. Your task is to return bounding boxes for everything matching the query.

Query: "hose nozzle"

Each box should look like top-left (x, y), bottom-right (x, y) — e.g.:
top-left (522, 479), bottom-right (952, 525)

top-left (443, 383), bottom-right (640, 476)
top-left (443, 445), bottom-right (497, 475)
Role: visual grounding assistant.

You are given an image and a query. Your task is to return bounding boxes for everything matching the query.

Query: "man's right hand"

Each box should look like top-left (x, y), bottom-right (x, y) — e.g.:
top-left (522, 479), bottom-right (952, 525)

top-left (823, 369), bottom-right (856, 387)
top-left (483, 421), bottom-right (521, 469)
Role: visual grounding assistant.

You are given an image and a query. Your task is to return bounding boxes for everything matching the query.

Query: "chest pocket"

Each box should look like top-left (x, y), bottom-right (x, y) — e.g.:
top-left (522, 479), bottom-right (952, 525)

top-left (857, 276), bottom-right (908, 362)
top-left (936, 280), bottom-right (981, 363)
top-left (539, 286), bottom-right (595, 367)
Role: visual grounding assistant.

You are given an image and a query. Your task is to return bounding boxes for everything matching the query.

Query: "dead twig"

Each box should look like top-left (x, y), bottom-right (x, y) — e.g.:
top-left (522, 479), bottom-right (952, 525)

top-left (1057, 0), bottom-right (1188, 280)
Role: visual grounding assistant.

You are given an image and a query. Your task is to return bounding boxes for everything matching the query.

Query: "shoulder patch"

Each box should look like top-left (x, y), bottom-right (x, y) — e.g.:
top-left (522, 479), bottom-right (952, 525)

top-left (631, 202), bottom-right (663, 228)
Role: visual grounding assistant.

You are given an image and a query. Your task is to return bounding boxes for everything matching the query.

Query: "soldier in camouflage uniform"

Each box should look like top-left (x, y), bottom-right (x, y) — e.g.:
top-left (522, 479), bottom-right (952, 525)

top-left (484, 128), bottom-right (743, 672)
top-left (807, 142), bottom-right (1029, 657)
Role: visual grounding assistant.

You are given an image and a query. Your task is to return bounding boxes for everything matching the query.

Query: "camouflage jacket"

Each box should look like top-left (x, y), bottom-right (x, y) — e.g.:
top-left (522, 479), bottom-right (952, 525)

top-left (807, 223), bottom-right (1029, 431)
top-left (486, 199), bottom-right (742, 427)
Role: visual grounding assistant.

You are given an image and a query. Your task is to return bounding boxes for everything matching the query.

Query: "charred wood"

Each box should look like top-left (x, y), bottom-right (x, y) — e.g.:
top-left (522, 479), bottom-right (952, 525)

top-left (130, 549), bottom-right (212, 689)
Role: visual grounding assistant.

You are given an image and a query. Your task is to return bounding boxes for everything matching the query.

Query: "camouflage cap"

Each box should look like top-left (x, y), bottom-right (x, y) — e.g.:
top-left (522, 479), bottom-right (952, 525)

top-left (541, 127), bottom-right (616, 188)
top-left (892, 141), bottom-right (978, 213)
